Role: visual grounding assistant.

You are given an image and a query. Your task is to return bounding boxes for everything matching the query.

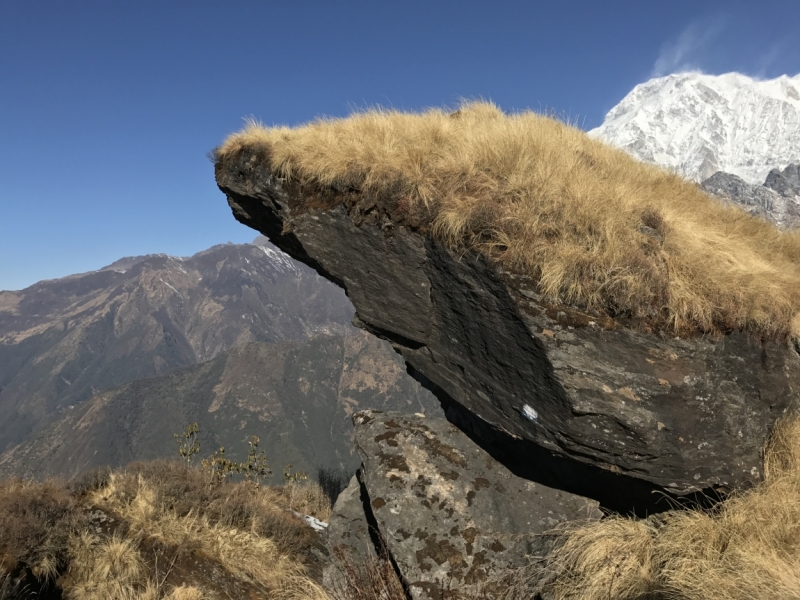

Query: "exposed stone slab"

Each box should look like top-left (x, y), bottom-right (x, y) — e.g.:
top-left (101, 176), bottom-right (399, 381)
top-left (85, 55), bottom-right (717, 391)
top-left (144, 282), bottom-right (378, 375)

top-left (216, 151), bottom-right (800, 494)
top-left (323, 473), bottom-right (379, 591)
top-left (352, 410), bottom-right (601, 600)
top-left (327, 475), bottom-right (376, 558)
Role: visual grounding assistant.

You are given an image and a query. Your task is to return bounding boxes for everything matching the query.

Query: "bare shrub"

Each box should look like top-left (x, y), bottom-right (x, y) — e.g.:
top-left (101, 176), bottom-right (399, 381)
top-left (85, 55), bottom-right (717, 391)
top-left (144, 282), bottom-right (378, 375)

top-left (0, 479), bottom-right (87, 580)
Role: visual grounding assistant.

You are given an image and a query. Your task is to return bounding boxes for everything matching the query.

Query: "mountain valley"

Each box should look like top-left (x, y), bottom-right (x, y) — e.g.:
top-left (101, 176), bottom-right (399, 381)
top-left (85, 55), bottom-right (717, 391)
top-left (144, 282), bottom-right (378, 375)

top-left (0, 237), bottom-right (373, 471)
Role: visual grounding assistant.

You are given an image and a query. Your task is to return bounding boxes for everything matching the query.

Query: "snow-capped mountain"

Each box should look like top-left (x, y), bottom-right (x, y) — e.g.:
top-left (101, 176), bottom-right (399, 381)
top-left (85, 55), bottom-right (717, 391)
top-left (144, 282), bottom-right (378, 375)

top-left (590, 72), bottom-right (800, 184)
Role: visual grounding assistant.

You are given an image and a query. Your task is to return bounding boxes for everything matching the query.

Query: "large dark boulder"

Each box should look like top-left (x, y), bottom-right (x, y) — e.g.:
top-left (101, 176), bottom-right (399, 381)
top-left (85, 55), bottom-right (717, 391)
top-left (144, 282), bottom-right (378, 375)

top-left (346, 410), bottom-right (600, 600)
top-left (216, 150), bottom-right (800, 495)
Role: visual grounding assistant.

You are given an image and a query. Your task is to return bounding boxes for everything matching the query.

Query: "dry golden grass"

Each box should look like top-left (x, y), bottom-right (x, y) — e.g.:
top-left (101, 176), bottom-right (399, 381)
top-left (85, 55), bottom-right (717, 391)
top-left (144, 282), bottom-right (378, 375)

top-left (0, 461), bottom-right (331, 600)
top-left (64, 532), bottom-right (155, 600)
top-left (277, 480), bottom-right (334, 521)
top-left (218, 101), bottom-right (800, 339)
top-left (60, 529), bottom-right (206, 600)
top-left (0, 478), bottom-right (87, 580)
top-left (89, 471), bottom-right (329, 600)
top-left (536, 416), bottom-right (800, 600)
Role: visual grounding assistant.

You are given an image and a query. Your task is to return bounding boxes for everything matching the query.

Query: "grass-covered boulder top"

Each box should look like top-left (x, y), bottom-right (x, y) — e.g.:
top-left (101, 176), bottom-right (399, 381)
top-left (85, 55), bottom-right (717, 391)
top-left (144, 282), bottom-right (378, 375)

top-left (216, 101), bottom-right (800, 493)
top-left (217, 101), bottom-right (800, 341)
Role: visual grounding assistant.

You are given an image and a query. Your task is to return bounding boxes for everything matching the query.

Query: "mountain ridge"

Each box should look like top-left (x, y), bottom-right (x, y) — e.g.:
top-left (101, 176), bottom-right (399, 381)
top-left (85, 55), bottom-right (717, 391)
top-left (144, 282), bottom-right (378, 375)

top-left (0, 330), bottom-right (441, 482)
top-left (0, 237), bottom-right (356, 454)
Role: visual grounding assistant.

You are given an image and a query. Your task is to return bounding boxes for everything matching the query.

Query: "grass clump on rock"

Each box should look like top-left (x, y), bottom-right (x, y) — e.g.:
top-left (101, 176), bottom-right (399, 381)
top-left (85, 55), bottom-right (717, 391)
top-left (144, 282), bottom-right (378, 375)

top-left (218, 101), bottom-right (800, 340)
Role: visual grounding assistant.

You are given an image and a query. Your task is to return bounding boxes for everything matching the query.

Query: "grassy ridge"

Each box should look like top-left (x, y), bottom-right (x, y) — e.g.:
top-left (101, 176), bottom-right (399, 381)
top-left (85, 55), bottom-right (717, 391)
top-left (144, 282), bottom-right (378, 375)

top-left (218, 101), bottom-right (800, 339)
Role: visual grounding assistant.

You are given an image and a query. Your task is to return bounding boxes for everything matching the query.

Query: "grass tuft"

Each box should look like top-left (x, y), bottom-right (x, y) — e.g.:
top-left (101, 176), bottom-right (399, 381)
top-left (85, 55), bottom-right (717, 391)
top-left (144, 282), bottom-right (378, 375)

top-left (536, 415), bottom-right (800, 600)
top-left (0, 478), bottom-right (88, 580)
top-left (217, 101), bottom-right (800, 339)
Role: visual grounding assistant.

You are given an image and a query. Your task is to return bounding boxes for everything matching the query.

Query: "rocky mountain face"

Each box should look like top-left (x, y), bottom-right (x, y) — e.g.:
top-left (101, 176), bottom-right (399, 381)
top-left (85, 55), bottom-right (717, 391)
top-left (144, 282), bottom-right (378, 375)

top-left (0, 237), bottom-right (355, 453)
top-left (701, 162), bottom-right (800, 229)
top-left (590, 72), bottom-right (800, 183)
top-left (0, 330), bottom-right (441, 482)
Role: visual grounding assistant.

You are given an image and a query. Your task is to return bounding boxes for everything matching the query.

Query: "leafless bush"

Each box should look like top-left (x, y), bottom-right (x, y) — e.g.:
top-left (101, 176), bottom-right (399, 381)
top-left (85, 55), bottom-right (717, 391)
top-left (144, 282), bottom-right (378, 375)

top-left (0, 479), bottom-right (87, 580)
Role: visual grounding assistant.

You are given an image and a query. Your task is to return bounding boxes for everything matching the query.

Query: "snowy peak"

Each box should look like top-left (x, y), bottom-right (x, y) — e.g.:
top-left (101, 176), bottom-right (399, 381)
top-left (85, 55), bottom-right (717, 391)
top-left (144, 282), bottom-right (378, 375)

top-left (590, 72), bottom-right (800, 184)
top-left (251, 235), bottom-right (299, 276)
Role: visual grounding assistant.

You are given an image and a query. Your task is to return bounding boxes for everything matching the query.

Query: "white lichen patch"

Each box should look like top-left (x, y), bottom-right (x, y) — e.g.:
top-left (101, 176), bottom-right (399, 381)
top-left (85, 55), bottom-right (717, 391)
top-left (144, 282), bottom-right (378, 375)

top-left (522, 404), bottom-right (538, 422)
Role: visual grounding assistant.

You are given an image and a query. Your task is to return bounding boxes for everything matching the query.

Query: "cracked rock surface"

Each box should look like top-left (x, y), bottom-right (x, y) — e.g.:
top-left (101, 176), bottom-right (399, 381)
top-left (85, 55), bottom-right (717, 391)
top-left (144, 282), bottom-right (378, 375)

top-left (350, 410), bottom-right (601, 600)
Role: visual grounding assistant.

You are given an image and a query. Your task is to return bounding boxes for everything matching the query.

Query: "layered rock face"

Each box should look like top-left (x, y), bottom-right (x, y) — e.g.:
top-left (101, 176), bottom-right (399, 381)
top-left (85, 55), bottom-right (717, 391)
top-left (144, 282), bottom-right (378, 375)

top-left (216, 151), bottom-right (800, 499)
top-left (701, 163), bottom-right (800, 229)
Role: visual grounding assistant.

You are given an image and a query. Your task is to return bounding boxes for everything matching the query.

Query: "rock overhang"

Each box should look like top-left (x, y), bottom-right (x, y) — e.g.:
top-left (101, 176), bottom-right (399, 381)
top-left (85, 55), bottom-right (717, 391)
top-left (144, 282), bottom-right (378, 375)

top-left (216, 146), bottom-right (800, 496)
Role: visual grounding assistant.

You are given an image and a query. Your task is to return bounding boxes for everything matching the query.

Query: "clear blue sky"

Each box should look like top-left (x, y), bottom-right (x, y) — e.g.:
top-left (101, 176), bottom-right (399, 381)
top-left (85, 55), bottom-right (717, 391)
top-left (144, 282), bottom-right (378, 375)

top-left (2, 0), bottom-right (799, 291)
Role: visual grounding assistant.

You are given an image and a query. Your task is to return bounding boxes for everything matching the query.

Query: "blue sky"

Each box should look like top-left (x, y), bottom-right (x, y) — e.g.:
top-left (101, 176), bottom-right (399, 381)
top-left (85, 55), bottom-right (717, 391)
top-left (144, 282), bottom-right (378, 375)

top-left (1, 0), bottom-right (799, 291)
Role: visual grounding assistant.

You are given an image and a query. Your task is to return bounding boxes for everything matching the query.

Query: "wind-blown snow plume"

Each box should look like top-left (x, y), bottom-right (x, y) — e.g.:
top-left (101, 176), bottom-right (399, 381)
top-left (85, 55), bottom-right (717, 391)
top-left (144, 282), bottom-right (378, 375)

top-left (652, 18), bottom-right (726, 77)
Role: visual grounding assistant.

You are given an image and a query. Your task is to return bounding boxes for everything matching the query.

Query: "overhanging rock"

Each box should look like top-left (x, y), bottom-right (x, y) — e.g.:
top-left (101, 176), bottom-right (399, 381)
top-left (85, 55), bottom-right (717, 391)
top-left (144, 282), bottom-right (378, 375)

top-left (216, 150), bottom-right (800, 494)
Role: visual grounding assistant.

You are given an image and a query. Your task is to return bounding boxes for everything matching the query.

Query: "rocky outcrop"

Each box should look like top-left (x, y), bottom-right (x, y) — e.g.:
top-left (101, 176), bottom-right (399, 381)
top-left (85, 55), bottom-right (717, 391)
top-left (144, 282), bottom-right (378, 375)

top-left (326, 411), bottom-right (600, 600)
top-left (765, 162), bottom-right (800, 199)
top-left (701, 165), bottom-right (800, 229)
top-left (326, 474), bottom-right (378, 566)
top-left (216, 150), bottom-right (800, 497)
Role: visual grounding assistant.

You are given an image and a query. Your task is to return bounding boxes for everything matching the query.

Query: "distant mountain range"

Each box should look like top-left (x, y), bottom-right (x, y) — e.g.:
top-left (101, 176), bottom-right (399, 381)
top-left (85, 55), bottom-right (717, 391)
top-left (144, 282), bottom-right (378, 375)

top-left (591, 72), bottom-right (800, 184)
top-left (0, 237), bottom-right (427, 474)
top-left (592, 71), bottom-right (800, 229)
top-left (0, 330), bottom-right (439, 482)
top-left (0, 236), bottom-right (440, 480)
